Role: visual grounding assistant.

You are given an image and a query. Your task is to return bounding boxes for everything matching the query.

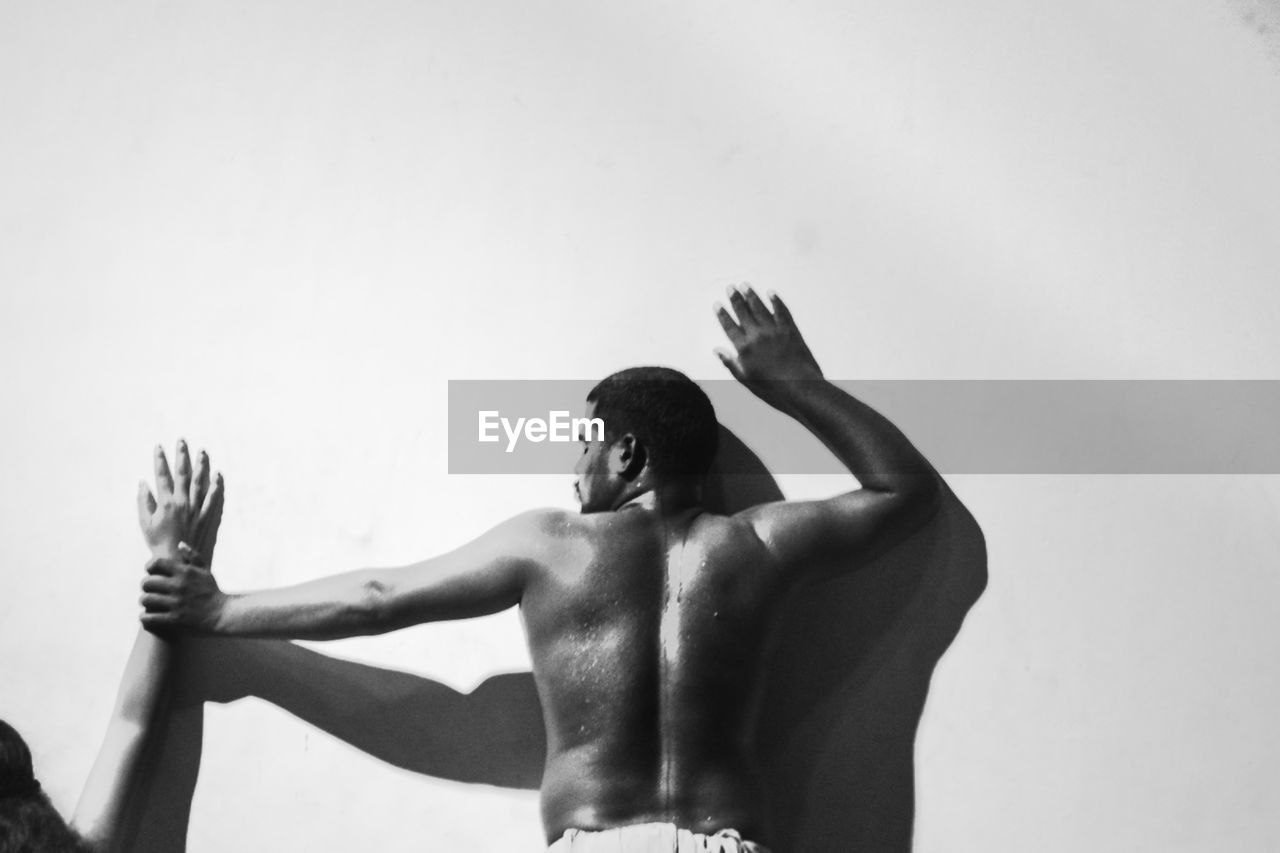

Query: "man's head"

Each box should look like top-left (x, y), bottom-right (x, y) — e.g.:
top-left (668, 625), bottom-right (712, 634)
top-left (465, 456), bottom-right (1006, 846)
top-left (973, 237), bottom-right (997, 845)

top-left (573, 367), bottom-right (719, 513)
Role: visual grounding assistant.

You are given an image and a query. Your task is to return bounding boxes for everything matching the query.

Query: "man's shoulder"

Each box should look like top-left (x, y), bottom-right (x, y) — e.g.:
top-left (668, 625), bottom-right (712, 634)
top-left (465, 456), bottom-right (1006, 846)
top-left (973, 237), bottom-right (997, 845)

top-left (510, 505), bottom-right (765, 551)
top-left (689, 508), bottom-right (775, 563)
top-left (502, 507), bottom-right (627, 555)
top-left (498, 507), bottom-right (583, 541)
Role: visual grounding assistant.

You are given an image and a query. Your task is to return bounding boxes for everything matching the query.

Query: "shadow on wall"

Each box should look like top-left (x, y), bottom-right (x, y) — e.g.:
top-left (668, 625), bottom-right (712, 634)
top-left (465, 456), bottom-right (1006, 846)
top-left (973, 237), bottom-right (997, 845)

top-left (1225, 0), bottom-right (1280, 70)
top-left (121, 426), bottom-right (987, 853)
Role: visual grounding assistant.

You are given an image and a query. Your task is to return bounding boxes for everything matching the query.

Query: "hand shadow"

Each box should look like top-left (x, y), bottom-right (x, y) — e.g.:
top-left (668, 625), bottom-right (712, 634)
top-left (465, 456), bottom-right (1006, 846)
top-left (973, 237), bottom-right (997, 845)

top-left (120, 425), bottom-right (986, 853)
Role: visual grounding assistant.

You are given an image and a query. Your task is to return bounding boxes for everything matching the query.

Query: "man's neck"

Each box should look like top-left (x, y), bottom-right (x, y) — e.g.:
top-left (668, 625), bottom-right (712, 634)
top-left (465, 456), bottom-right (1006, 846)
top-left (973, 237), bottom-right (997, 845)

top-left (615, 481), bottom-right (704, 515)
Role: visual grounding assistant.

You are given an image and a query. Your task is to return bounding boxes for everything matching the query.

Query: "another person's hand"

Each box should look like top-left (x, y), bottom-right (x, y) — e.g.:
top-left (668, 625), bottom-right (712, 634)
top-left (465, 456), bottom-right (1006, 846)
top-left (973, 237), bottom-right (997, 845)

top-left (136, 440), bottom-right (224, 563)
top-left (140, 542), bottom-right (226, 634)
top-left (715, 284), bottom-right (823, 406)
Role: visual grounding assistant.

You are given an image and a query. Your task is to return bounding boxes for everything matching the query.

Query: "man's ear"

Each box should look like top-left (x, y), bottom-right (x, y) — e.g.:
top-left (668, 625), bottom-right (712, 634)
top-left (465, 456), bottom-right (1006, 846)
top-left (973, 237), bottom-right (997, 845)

top-left (609, 434), bottom-right (647, 481)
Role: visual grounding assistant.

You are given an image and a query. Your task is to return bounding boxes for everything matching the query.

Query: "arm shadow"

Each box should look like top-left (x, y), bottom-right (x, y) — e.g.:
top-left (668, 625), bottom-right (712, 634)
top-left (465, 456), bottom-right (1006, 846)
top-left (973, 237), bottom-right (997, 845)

top-left (125, 425), bottom-right (985, 853)
top-left (713, 425), bottom-right (989, 852)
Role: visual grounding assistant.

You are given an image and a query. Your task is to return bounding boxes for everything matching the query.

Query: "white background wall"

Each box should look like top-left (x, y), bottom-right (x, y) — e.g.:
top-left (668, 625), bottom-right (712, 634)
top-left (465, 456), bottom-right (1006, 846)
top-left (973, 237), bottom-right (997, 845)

top-left (2, 1), bottom-right (1278, 851)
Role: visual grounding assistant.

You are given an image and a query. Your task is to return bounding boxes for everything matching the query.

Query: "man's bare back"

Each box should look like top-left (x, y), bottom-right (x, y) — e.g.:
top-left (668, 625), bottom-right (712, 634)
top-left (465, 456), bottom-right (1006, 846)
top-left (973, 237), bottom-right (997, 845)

top-left (524, 504), bottom-right (783, 840)
top-left (141, 286), bottom-right (943, 849)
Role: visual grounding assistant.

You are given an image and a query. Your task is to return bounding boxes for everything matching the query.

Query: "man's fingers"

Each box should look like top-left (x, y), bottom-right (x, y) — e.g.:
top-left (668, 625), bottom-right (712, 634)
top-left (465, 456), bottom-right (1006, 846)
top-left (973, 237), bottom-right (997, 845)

top-left (139, 592), bottom-right (178, 612)
top-left (177, 541), bottom-right (207, 569)
top-left (727, 284), bottom-right (759, 327)
top-left (153, 446), bottom-right (174, 499)
top-left (714, 303), bottom-right (747, 347)
top-left (145, 557), bottom-right (179, 577)
top-left (140, 612), bottom-right (177, 631)
top-left (742, 286), bottom-right (774, 327)
top-left (768, 290), bottom-right (796, 329)
top-left (136, 481), bottom-right (157, 530)
top-left (714, 348), bottom-right (745, 382)
top-left (190, 449), bottom-right (210, 512)
top-left (141, 575), bottom-right (177, 594)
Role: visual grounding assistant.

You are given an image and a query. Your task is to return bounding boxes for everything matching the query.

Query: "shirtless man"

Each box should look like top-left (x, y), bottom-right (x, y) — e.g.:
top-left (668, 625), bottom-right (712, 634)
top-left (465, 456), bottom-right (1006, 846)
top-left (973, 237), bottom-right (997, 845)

top-left (140, 286), bottom-right (943, 852)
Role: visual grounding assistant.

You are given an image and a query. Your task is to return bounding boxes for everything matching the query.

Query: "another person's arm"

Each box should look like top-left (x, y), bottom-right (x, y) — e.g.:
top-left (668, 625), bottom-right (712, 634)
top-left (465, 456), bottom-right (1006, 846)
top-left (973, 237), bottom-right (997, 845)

top-left (715, 285), bottom-right (943, 575)
top-left (139, 510), bottom-right (555, 640)
top-left (71, 442), bottom-right (223, 851)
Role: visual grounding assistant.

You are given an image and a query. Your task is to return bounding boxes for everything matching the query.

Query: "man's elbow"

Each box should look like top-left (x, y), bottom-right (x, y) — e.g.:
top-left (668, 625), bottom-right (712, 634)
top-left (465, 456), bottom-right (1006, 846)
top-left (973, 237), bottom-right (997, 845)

top-left (889, 472), bottom-right (944, 530)
top-left (351, 577), bottom-right (397, 633)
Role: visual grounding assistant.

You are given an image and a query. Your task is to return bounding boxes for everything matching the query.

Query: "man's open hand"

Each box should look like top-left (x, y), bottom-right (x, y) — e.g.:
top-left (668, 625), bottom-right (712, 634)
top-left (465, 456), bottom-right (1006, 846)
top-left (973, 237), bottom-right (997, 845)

top-left (140, 542), bottom-right (226, 633)
top-left (715, 284), bottom-right (823, 405)
top-left (136, 440), bottom-right (224, 563)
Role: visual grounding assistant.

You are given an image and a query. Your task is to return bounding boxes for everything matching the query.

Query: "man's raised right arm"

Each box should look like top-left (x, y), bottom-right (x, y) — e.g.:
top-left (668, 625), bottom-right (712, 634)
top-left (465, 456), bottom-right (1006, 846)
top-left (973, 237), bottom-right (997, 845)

top-left (715, 285), bottom-right (942, 575)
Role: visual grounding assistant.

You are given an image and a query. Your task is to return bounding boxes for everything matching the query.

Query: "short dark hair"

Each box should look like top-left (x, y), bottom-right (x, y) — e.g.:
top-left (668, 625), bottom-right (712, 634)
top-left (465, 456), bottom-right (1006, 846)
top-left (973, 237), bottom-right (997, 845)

top-left (587, 367), bottom-right (719, 479)
top-left (0, 718), bottom-right (91, 853)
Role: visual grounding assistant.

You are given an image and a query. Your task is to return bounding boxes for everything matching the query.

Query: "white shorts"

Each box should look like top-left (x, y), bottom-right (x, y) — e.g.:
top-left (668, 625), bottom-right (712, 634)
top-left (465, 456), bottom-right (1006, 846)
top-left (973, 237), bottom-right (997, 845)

top-left (547, 823), bottom-right (771, 853)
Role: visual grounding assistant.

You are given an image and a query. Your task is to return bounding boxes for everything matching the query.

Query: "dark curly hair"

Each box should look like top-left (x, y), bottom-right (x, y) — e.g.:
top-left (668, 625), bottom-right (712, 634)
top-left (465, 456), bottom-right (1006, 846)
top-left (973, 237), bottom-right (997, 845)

top-left (0, 719), bottom-right (90, 853)
top-left (587, 367), bottom-right (719, 479)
